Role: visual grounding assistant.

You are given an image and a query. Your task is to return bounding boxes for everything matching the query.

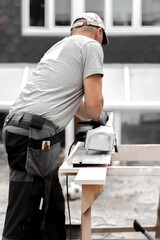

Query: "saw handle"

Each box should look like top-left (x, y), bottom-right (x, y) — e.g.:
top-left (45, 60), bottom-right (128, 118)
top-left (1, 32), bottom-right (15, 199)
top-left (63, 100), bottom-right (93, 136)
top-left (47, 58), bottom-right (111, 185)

top-left (77, 112), bottom-right (109, 128)
top-left (92, 111), bottom-right (109, 128)
top-left (75, 126), bottom-right (92, 142)
top-left (77, 120), bottom-right (93, 125)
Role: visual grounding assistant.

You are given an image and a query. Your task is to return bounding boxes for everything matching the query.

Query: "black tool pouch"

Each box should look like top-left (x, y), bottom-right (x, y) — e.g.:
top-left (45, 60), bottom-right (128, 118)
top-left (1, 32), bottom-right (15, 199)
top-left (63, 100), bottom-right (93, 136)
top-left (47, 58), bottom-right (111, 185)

top-left (26, 116), bottom-right (60, 177)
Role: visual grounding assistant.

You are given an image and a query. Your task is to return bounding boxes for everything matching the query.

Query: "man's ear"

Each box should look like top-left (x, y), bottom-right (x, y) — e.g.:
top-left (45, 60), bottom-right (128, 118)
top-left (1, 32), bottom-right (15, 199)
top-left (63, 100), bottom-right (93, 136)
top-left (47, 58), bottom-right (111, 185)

top-left (94, 28), bottom-right (102, 42)
top-left (98, 28), bottom-right (103, 36)
top-left (96, 28), bottom-right (101, 36)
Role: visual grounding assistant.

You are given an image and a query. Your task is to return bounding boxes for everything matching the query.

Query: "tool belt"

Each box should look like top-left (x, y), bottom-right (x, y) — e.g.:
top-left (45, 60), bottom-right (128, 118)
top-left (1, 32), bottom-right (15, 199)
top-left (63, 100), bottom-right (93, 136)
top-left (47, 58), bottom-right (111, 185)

top-left (4, 112), bottom-right (63, 177)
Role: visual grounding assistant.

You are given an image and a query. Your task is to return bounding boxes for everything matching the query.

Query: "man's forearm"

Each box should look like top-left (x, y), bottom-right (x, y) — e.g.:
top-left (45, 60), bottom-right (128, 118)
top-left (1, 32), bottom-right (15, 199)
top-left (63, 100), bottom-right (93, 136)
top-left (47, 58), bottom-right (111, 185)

top-left (75, 99), bottom-right (103, 121)
top-left (75, 101), bottom-right (90, 120)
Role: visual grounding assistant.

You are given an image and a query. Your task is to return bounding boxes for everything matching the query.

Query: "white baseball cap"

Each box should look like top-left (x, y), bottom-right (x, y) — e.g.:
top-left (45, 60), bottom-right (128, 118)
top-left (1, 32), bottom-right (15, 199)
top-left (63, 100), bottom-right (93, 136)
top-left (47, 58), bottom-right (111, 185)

top-left (70, 12), bottom-right (109, 45)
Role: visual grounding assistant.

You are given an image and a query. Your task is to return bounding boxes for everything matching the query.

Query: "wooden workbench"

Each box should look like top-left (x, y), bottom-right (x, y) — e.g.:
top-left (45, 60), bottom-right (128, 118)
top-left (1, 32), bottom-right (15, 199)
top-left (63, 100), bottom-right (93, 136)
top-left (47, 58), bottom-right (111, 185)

top-left (60, 144), bottom-right (160, 240)
top-left (60, 142), bottom-right (111, 240)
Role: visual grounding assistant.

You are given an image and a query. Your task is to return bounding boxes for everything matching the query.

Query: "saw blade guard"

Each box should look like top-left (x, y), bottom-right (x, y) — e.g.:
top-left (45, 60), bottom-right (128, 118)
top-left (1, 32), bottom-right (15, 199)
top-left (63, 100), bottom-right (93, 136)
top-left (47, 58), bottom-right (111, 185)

top-left (84, 125), bottom-right (115, 151)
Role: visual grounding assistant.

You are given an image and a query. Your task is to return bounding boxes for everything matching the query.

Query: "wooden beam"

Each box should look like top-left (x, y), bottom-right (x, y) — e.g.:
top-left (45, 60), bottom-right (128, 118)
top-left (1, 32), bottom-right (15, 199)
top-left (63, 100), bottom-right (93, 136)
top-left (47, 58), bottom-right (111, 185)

top-left (60, 164), bottom-right (160, 176)
top-left (107, 166), bottom-right (160, 176)
top-left (91, 239), bottom-right (155, 240)
top-left (91, 226), bottom-right (156, 233)
top-left (81, 185), bottom-right (104, 214)
top-left (75, 168), bottom-right (107, 185)
top-left (81, 185), bottom-right (104, 240)
top-left (81, 205), bottom-right (91, 240)
top-left (112, 145), bottom-right (160, 161)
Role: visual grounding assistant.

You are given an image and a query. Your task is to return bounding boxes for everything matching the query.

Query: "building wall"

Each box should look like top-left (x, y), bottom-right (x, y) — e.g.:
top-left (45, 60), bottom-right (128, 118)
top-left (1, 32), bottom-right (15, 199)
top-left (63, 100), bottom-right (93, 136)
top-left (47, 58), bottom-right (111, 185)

top-left (0, 0), bottom-right (160, 64)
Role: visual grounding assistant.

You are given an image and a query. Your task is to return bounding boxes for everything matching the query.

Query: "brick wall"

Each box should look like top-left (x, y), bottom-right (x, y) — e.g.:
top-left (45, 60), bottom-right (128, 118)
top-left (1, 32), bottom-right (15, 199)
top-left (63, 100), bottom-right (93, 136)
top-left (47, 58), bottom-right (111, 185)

top-left (0, 0), bottom-right (160, 64)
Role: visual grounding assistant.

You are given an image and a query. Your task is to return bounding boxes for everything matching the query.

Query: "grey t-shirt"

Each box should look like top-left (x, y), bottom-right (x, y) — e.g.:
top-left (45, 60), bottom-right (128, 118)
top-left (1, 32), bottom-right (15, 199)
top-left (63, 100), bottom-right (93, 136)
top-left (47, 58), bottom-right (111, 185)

top-left (10, 35), bottom-right (104, 131)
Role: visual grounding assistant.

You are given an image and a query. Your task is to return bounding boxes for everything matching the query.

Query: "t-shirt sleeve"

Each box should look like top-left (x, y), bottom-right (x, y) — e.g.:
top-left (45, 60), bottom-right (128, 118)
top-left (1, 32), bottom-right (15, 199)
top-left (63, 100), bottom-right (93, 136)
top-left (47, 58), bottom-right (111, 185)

top-left (82, 41), bottom-right (104, 80)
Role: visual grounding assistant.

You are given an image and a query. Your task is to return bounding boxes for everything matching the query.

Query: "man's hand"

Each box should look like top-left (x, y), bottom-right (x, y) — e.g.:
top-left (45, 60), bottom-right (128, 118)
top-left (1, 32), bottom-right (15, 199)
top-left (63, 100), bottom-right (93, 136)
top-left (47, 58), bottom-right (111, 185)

top-left (92, 111), bottom-right (109, 128)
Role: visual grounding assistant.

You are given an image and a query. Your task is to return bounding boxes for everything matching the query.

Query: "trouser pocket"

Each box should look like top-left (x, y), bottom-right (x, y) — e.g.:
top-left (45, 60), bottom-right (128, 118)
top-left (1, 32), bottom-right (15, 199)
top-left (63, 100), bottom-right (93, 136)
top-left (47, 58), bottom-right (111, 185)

top-left (26, 126), bottom-right (60, 177)
top-left (4, 130), bottom-right (28, 171)
top-left (26, 142), bottom-right (60, 177)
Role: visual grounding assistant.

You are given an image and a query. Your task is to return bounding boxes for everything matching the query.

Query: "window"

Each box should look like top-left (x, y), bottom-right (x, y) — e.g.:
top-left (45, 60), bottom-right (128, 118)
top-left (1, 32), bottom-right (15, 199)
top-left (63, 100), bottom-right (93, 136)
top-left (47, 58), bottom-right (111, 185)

top-left (86, 0), bottom-right (104, 21)
top-left (30, 0), bottom-right (45, 26)
top-left (142, 0), bottom-right (160, 26)
top-left (55, 0), bottom-right (71, 26)
top-left (22, 0), bottom-right (160, 37)
top-left (113, 0), bottom-right (132, 26)
top-left (122, 112), bottom-right (160, 144)
top-left (102, 64), bottom-right (160, 144)
top-left (22, 0), bottom-right (80, 36)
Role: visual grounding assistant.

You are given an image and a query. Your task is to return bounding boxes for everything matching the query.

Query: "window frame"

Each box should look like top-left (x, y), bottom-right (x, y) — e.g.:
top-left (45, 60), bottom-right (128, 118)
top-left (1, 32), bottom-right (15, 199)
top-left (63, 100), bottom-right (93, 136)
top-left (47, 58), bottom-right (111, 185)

top-left (21, 0), bottom-right (85, 36)
top-left (21, 0), bottom-right (160, 36)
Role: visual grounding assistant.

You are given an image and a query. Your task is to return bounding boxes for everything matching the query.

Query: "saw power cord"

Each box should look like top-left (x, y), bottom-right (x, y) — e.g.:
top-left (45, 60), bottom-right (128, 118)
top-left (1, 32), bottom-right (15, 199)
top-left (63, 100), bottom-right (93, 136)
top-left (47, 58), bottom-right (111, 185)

top-left (68, 140), bottom-right (78, 156)
top-left (66, 175), bottom-right (72, 240)
top-left (66, 139), bottom-right (79, 240)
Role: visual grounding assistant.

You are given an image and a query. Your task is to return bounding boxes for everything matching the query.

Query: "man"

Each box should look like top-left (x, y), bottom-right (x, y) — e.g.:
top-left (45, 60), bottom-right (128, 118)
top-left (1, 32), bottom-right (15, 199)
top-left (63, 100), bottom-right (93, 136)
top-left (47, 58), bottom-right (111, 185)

top-left (2, 12), bottom-right (109, 240)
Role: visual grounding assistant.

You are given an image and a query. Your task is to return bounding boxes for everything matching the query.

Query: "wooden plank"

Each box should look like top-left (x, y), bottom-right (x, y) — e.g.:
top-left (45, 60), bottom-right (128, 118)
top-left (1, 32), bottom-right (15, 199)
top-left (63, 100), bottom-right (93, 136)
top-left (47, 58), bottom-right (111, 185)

top-left (91, 239), bottom-right (153, 240)
top-left (70, 142), bottom-right (111, 165)
top-left (81, 185), bottom-right (104, 240)
top-left (59, 161), bottom-right (78, 175)
top-left (60, 164), bottom-right (160, 177)
top-left (75, 168), bottom-right (107, 185)
top-left (112, 144), bottom-right (160, 161)
top-left (81, 185), bottom-right (104, 214)
top-left (91, 226), bottom-right (156, 233)
top-left (81, 206), bottom-right (91, 240)
top-left (107, 166), bottom-right (160, 176)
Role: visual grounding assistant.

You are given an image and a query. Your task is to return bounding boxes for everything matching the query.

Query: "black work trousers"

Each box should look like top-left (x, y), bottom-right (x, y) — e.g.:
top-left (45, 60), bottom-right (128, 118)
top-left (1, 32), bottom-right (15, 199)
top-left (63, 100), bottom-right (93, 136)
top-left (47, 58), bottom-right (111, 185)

top-left (2, 116), bottom-right (66, 240)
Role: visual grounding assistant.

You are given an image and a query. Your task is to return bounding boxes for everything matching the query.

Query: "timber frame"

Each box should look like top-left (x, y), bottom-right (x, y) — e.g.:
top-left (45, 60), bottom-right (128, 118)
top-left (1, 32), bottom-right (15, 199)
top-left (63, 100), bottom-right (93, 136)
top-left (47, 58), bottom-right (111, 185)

top-left (60, 144), bottom-right (160, 240)
top-left (91, 144), bottom-right (160, 239)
